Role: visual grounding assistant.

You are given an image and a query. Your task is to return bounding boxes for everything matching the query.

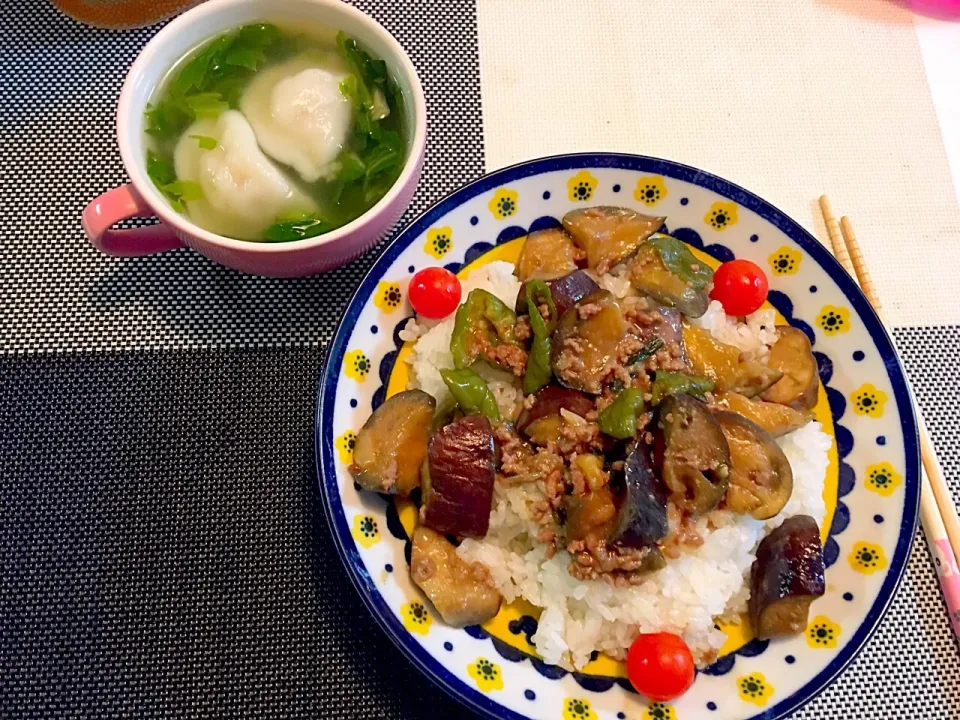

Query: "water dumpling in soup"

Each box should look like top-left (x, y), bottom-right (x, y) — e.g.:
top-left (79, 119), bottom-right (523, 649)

top-left (173, 110), bottom-right (317, 240)
top-left (240, 55), bottom-right (354, 183)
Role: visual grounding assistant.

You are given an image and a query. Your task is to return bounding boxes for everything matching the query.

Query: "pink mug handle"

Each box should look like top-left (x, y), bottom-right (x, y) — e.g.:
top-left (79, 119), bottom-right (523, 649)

top-left (83, 185), bottom-right (184, 256)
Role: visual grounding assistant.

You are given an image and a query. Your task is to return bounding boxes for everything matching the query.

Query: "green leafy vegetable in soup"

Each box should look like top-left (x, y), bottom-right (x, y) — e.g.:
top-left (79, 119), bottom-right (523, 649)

top-left (143, 23), bottom-right (407, 242)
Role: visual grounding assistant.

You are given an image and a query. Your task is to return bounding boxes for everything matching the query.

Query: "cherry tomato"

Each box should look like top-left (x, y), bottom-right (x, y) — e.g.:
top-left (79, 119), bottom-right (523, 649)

top-left (710, 259), bottom-right (769, 316)
top-left (409, 267), bottom-right (462, 319)
top-left (626, 632), bottom-right (696, 701)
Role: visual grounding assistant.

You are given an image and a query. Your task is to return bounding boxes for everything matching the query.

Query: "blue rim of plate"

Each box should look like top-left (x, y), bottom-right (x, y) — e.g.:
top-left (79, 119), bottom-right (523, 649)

top-left (315, 152), bottom-right (921, 720)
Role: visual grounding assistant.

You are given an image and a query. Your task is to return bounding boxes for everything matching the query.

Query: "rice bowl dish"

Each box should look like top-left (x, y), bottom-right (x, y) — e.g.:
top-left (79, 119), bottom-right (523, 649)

top-left (348, 205), bottom-right (835, 700)
top-left (402, 261), bottom-right (830, 670)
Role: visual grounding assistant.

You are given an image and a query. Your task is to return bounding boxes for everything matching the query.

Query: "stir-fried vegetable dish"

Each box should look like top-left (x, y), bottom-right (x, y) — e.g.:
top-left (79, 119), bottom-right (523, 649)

top-left (349, 206), bottom-right (827, 701)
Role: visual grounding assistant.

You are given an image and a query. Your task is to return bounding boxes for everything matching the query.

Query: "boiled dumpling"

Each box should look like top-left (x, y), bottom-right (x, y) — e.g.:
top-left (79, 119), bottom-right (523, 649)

top-left (240, 55), bottom-right (353, 183)
top-left (173, 110), bottom-right (316, 240)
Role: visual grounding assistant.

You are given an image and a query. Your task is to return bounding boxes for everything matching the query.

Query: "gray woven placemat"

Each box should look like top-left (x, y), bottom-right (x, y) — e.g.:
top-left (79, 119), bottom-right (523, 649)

top-left (0, 0), bottom-right (482, 352)
top-left (2, 1), bottom-right (958, 718)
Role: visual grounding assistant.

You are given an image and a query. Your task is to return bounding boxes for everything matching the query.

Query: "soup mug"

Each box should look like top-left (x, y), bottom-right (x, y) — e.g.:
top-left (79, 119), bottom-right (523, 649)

top-left (82, 0), bottom-right (427, 277)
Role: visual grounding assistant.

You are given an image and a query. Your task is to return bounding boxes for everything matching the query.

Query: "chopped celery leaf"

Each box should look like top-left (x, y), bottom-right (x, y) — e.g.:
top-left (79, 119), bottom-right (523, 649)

top-left (162, 181), bottom-right (204, 202)
top-left (262, 215), bottom-right (332, 242)
top-left (189, 135), bottom-right (218, 150)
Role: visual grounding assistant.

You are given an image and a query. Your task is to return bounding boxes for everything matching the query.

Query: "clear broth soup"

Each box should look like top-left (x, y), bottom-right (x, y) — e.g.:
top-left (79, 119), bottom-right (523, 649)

top-left (144, 22), bottom-right (407, 242)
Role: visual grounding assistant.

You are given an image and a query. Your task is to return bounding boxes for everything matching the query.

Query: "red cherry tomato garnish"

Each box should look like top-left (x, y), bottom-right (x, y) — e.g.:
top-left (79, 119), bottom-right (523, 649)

top-left (710, 259), bottom-right (769, 316)
top-left (626, 632), bottom-right (696, 702)
top-left (409, 267), bottom-right (462, 319)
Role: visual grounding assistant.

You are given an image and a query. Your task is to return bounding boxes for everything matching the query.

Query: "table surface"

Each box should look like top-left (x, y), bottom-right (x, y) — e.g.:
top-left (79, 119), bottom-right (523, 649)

top-left (3, 1), bottom-right (959, 718)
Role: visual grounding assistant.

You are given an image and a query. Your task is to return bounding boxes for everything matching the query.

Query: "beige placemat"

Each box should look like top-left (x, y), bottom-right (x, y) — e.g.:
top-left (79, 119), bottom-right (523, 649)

top-left (478, 0), bottom-right (960, 328)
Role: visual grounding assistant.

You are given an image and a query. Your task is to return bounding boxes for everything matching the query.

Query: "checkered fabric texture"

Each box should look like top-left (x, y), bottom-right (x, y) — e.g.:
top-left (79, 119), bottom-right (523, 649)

top-left (2, 1), bottom-right (958, 718)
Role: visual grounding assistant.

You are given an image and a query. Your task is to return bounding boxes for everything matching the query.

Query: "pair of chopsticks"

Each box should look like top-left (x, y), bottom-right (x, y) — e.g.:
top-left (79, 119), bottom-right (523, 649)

top-left (819, 196), bottom-right (960, 637)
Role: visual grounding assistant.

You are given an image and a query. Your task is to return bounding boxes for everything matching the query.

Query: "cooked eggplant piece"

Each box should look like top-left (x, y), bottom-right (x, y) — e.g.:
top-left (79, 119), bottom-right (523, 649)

top-left (657, 394), bottom-right (731, 515)
top-left (624, 338), bottom-right (664, 369)
top-left (516, 386), bottom-right (594, 432)
top-left (713, 411), bottom-right (793, 520)
top-left (712, 391), bottom-right (814, 437)
top-left (516, 385), bottom-right (594, 445)
top-left (350, 390), bottom-right (436, 496)
top-left (761, 326), bottom-right (820, 411)
top-left (562, 206), bottom-right (665, 273)
top-left (516, 270), bottom-right (600, 318)
top-left (749, 515), bottom-right (825, 640)
top-left (551, 290), bottom-right (638, 394)
top-left (564, 486), bottom-right (618, 542)
top-left (683, 322), bottom-right (782, 397)
top-left (422, 415), bottom-right (496, 538)
top-left (628, 238), bottom-right (711, 318)
top-left (632, 300), bottom-right (686, 360)
top-left (523, 415), bottom-right (563, 446)
top-left (410, 526), bottom-right (502, 627)
top-left (515, 227), bottom-right (580, 281)
top-left (610, 444), bottom-right (668, 548)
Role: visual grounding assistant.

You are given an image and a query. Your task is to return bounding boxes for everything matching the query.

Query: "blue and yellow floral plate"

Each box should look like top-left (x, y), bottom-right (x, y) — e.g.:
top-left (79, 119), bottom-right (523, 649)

top-left (316, 154), bottom-right (920, 720)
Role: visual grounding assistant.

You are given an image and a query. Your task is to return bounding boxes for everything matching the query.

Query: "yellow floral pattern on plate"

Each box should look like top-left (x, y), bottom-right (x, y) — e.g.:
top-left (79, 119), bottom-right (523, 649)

top-left (817, 305), bottom-right (850, 335)
top-left (644, 702), bottom-right (676, 720)
top-left (374, 281), bottom-right (403, 313)
top-left (769, 245), bottom-right (801, 275)
top-left (401, 601), bottom-right (432, 635)
top-left (335, 430), bottom-right (356, 465)
top-left (865, 461), bottom-right (903, 496)
top-left (849, 541), bottom-right (888, 574)
top-left (634, 175), bottom-right (667, 206)
top-left (851, 383), bottom-right (887, 418)
top-left (738, 672), bottom-right (773, 706)
top-left (562, 698), bottom-right (598, 720)
top-left (807, 615), bottom-right (841, 649)
top-left (568, 170), bottom-right (598, 202)
top-left (489, 188), bottom-right (518, 219)
top-left (344, 350), bottom-right (371, 382)
top-left (466, 658), bottom-right (503, 692)
top-left (425, 226), bottom-right (453, 259)
top-left (351, 515), bottom-right (380, 549)
top-left (704, 201), bottom-right (738, 230)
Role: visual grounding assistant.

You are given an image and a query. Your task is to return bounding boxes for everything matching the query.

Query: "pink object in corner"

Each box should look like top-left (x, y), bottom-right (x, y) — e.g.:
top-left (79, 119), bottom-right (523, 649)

top-left (931, 538), bottom-right (960, 636)
top-left (910, 0), bottom-right (960, 19)
top-left (81, 0), bottom-right (427, 277)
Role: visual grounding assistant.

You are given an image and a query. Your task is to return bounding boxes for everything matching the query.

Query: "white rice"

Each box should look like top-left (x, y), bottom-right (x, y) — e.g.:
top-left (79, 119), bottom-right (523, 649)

top-left (692, 300), bottom-right (779, 361)
top-left (406, 263), bottom-right (831, 669)
top-left (597, 263), bottom-right (635, 299)
top-left (458, 422), bottom-right (828, 669)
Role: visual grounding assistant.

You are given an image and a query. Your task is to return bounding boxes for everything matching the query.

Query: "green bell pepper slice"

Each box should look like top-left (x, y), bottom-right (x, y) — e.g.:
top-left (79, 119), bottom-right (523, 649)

top-left (597, 388), bottom-right (646, 439)
top-left (450, 289), bottom-right (520, 370)
top-left (650, 371), bottom-right (715, 405)
top-left (522, 280), bottom-right (557, 395)
top-left (440, 367), bottom-right (501, 422)
top-left (648, 234), bottom-right (714, 290)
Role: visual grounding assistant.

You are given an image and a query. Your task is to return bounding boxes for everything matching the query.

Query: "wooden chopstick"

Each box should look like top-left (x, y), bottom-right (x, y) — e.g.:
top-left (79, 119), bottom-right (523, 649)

top-left (819, 197), bottom-right (960, 605)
